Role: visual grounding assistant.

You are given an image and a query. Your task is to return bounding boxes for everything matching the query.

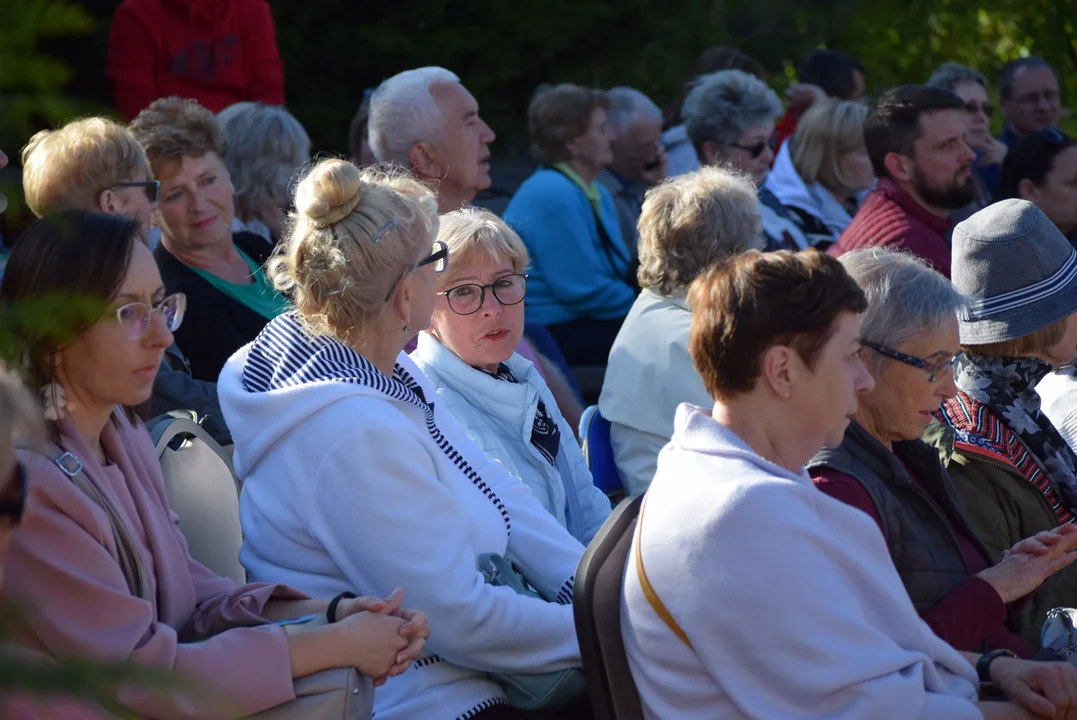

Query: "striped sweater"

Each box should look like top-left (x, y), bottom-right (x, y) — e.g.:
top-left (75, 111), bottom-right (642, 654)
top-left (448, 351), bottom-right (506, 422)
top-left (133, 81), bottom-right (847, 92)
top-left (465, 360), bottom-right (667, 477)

top-left (218, 312), bottom-right (584, 720)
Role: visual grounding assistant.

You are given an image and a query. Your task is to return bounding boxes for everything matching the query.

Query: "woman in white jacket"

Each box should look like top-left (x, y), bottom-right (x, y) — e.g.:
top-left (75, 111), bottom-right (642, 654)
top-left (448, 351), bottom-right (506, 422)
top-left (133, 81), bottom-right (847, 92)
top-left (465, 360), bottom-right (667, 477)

top-left (413, 209), bottom-right (611, 545)
top-left (219, 159), bottom-right (587, 720)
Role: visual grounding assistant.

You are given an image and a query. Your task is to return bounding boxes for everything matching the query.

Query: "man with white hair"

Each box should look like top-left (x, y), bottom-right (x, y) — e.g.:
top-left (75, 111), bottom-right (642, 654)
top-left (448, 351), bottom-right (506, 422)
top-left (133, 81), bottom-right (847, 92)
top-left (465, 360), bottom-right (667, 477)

top-left (598, 86), bottom-right (667, 251)
top-left (368, 66), bottom-right (496, 213)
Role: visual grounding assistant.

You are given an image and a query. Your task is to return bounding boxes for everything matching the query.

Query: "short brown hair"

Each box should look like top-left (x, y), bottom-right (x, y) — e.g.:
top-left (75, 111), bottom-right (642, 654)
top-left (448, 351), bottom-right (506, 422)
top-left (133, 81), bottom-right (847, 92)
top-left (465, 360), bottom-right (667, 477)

top-left (129, 96), bottom-right (223, 175)
top-left (528, 84), bottom-right (610, 166)
top-left (962, 316), bottom-right (1068, 359)
top-left (688, 250), bottom-right (868, 400)
top-left (21, 118), bottom-right (153, 217)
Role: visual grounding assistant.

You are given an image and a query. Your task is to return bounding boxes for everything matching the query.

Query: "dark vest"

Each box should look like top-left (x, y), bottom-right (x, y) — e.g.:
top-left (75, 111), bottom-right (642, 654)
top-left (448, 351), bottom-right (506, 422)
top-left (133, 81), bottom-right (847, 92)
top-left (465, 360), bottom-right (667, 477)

top-left (808, 422), bottom-right (995, 623)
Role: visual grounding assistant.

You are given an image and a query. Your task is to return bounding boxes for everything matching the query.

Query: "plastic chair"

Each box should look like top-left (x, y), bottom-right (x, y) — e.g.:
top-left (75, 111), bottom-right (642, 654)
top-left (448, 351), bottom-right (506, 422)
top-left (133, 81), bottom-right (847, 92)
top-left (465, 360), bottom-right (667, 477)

top-left (147, 412), bottom-right (246, 584)
top-left (574, 495), bottom-right (646, 720)
top-left (580, 405), bottom-right (624, 497)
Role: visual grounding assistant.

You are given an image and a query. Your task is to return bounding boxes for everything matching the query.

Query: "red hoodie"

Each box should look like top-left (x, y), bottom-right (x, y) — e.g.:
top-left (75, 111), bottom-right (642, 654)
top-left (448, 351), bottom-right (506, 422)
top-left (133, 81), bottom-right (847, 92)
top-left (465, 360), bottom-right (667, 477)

top-left (106, 0), bottom-right (285, 120)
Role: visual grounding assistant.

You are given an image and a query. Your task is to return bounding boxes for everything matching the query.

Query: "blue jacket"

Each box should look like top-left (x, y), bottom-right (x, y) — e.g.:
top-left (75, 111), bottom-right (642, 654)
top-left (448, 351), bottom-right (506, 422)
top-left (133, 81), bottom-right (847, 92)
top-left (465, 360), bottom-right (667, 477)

top-left (503, 168), bottom-right (635, 325)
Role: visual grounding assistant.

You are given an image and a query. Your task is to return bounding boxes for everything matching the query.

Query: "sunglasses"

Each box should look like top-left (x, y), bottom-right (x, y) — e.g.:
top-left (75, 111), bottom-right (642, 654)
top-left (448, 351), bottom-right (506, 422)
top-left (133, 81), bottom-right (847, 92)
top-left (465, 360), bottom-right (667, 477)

top-left (113, 180), bottom-right (161, 204)
top-left (729, 140), bottom-right (769, 159)
top-left (964, 101), bottom-right (995, 118)
top-left (114, 293), bottom-right (186, 341)
top-left (0, 462), bottom-right (27, 527)
top-left (862, 340), bottom-right (963, 383)
top-left (383, 241), bottom-right (450, 302)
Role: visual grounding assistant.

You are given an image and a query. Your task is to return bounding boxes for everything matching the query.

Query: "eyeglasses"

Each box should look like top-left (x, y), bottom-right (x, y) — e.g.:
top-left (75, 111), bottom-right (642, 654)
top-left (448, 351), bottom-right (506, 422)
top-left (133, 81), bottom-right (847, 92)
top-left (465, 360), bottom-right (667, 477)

top-left (114, 293), bottom-right (186, 341)
top-left (0, 462), bottom-right (27, 528)
top-left (964, 101), bottom-right (995, 118)
top-left (383, 241), bottom-right (449, 302)
top-left (728, 141), bottom-right (769, 159)
top-left (113, 180), bottom-right (161, 204)
top-left (439, 273), bottom-right (528, 315)
top-left (862, 340), bottom-right (962, 383)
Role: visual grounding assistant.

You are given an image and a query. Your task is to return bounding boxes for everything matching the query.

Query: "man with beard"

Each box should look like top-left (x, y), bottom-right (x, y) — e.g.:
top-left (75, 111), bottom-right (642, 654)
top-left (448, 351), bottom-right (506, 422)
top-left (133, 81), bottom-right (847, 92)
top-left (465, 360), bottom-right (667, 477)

top-left (830, 85), bottom-right (976, 278)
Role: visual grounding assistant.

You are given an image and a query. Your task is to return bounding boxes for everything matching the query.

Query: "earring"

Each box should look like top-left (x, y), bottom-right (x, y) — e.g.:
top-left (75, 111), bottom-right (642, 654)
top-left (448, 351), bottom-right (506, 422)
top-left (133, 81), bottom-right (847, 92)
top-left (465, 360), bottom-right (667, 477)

top-left (41, 382), bottom-right (70, 421)
top-left (402, 324), bottom-right (410, 334)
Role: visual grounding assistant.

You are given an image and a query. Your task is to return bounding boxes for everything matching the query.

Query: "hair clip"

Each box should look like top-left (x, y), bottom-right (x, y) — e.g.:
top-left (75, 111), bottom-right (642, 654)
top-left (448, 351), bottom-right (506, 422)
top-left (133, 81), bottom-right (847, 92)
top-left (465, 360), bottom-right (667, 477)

top-left (370, 218), bottom-right (398, 244)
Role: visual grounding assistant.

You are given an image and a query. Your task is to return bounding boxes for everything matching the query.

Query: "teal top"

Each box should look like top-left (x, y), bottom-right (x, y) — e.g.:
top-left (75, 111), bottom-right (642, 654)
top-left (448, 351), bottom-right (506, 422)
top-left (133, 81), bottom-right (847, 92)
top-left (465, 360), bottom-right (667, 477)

top-left (189, 248), bottom-right (289, 321)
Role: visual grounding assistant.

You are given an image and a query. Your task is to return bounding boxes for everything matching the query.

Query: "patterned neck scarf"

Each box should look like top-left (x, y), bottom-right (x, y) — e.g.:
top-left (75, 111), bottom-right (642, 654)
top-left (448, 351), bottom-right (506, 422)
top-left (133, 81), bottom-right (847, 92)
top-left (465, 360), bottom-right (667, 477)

top-left (485, 363), bottom-right (561, 467)
top-left (953, 354), bottom-right (1077, 511)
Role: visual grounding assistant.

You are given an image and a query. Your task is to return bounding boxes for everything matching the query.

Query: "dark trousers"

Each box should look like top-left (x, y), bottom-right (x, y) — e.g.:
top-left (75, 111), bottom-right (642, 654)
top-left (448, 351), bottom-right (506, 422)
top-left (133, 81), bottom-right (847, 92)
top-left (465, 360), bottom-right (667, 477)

top-left (545, 317), bottom-right (626, 367)
top-left (474, 698), bottom-right (593, 719)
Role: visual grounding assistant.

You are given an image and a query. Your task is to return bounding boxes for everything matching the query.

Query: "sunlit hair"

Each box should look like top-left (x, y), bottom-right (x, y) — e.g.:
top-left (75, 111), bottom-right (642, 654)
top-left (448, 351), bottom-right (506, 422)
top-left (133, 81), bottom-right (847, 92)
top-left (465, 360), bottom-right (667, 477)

top-left (791, 100), bottom-right (870, 194)
top-left (21, 118), bottom-right (153, 218)
top-left (129, 96), bottom-right (223, 175)
top-left (637, 166), bottom-right (760, 295)
top-left (368, 66), bottom-right (461, 165)
top-left (435, 208), bottom-right (529, 289)
top-left (269, 158), bottom-right (439, 342)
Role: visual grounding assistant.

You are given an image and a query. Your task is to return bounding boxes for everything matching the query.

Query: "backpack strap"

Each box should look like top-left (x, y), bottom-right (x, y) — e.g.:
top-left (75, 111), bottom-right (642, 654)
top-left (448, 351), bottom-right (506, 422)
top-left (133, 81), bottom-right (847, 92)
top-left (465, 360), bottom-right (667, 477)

top-left (34, 445), bottom-right (151, 603)
top-left (633, 493), bottom-right (692, 649)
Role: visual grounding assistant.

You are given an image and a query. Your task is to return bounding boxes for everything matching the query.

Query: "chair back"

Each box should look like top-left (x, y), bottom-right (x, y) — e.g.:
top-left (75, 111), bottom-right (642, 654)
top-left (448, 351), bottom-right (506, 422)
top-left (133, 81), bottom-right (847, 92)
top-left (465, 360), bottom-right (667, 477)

top-left (580, 405), bottom-right (623, 496)
top-left (574, 494), bottom-right (645, 720)
top-left (148, 413), bottom-right (246, 584)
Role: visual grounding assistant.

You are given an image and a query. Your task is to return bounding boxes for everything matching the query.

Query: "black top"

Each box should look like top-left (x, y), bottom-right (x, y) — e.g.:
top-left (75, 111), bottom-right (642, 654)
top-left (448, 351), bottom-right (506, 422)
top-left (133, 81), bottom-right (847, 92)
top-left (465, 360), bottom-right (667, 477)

top-left (154, 231), bottom-right (275, 382)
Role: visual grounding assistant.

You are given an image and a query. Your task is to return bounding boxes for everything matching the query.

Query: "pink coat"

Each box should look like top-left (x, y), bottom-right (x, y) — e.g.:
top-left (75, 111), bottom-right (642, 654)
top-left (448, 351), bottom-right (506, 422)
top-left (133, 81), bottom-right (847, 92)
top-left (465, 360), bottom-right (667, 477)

top-left (2, 410), bottom-right (305, 718)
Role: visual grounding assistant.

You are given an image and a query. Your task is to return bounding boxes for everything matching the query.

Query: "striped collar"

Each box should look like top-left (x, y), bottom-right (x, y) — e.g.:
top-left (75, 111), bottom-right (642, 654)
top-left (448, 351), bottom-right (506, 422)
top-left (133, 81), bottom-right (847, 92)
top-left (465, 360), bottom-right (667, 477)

top-left (962, 249), bottom-right (1077, 321)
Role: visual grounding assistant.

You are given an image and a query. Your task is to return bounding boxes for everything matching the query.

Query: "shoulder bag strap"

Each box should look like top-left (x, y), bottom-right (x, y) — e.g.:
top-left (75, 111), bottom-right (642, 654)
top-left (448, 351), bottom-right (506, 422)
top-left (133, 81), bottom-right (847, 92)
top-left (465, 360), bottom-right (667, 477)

top-left (633, 493), bottom-right (692, 649)
top-left (35, 446), bottom-right (151, 603)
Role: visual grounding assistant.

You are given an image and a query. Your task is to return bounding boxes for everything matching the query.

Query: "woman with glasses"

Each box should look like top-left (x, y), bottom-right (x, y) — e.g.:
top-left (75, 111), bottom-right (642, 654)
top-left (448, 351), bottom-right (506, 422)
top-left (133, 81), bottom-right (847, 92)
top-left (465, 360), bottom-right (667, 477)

top-left (0, 210), bottom-right (429, 717)
top-left (927, 62), bottom-right (1008, 207)
top-left (997, 127), bottom-right (1077, 247)
top-left (130, 97), bottom-right (289, 382)
top-left (681, 69), bottom-right (809, 250)
top-left (810, 247), bottom-right (1077, 658)
top-left (924, 200), bottom-right (1077, 648)
top-left (412, 208), bottom-right (611, 544)
top-left (219, 159), bottom-right (588, 720)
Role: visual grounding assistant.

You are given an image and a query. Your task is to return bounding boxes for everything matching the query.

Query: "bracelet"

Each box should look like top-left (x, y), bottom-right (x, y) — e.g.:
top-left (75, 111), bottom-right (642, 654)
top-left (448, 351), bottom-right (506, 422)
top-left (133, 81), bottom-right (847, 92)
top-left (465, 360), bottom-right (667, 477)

top-left (976, 648), bottom-right (1017, 684)
top-left (326, 592), bottom-right (358, 624)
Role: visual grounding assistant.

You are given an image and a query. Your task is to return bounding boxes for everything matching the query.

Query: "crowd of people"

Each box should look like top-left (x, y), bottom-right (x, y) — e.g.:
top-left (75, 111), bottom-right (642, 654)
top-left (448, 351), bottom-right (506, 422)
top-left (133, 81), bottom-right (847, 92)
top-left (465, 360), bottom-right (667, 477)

top-left (3, 9), bottom-right (1077, 718)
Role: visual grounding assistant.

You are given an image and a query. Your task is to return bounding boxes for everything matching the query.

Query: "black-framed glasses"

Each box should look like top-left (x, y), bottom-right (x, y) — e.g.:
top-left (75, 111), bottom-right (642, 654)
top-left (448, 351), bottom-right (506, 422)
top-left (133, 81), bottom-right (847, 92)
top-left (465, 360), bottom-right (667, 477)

top-left (115, 293), bottom-right (186, 341)
top-left (862, 340), bottom-right (962, 383)
top-left (383, 241), bottom-right (450, 302)
top-left (439, 273), bottom-right (528, 316)
top-left (0, 462), bottom-right (27, 527)
top-left (113, 180), bottom-right (161, 204)
top-left (728, 140), bottom-right (769, 159)
top-left (964, 101), bottom-right (995, 118)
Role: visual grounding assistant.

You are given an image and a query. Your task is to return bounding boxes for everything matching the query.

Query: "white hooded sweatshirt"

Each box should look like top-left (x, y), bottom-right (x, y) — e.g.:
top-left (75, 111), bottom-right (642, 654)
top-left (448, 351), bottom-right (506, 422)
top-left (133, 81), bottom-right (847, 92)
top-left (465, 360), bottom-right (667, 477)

top-left (218, 312), bottom-right (584, 720)
top-left (763, 140), bottom-right (856, 246)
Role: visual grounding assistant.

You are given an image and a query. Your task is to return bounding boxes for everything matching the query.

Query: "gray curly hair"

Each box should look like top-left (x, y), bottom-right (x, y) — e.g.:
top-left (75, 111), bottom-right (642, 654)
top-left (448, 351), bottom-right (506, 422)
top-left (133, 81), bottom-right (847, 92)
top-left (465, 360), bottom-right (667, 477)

top-left (682, 69), bottom-right (782, 158)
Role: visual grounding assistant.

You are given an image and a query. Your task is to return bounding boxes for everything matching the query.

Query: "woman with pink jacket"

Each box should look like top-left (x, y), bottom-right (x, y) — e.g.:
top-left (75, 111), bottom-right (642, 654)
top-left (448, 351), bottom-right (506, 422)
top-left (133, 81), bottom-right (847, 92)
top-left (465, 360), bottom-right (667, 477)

top-left (0, 210), bottom-right (428, 718)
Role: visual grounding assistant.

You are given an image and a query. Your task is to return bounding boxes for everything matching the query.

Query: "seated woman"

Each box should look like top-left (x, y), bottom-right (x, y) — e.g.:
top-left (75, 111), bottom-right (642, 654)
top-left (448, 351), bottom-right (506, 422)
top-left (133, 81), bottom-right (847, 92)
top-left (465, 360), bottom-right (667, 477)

top-left (996, 127), bottom-right (1077, 246)
top-left (598, 166), bottom-right (759, 494)
top-left (130, 97), bottom-right (289, 382)
top-left (621, 248), bottom-right (1077, 719)
top-left (764, 100), bottom-right (875, 248)
top-left (681, 69), bottom-right (807, 250)
top-left (219, 159), bottom-right (587, 720)
top-left (217, 101), bottom-right (311, 245)
top-left (412, 208), bottom-right (611, 544)
top-left (0, 210), bottom-right (427, 718)
top-left (809, 247), bottom-right (1077, 658)
top-left (504, 84), bottom-right (636, 366)
top-left (928, 200), bottom-right (1077, 647)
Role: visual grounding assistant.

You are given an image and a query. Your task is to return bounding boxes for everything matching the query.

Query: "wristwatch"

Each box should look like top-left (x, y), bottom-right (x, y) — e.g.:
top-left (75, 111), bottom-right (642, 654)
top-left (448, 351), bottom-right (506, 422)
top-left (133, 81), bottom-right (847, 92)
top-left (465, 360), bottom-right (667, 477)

top-left (977, 648), bottom-right (1018, 684)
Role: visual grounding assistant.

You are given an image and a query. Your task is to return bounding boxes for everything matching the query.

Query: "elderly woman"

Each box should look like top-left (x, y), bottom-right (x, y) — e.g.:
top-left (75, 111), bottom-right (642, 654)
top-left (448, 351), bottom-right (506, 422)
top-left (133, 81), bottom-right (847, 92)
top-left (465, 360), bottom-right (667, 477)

top-left (411, 208), bottom-right (611, 544)
top-left (809, 247), bottom-right (1077, 659)
top-left (0, 210), bottom-right (427, 718)
top-left (682, 69), bottom-right (807, 250)
top-left (997, 128), bottom-right (1077, 246)
top-left (504, 83), bottom-right (635, 366)
top-left (621, 249), bottom-right (1077, 719)
top-left (130, 97), bottom-right (289, 382)
top-left (218, 101), bottom-right (311, 244)
top-left (924, 199), bottom-right (1077, 648)
top-left (927, 62), bottom-right (1006, 220)
top-left (219, 159), bottom-right (588, 720)
top-left (598, 166), bottom-right (759, 494)
top-left (764, 100), bottom-right (875, 248)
